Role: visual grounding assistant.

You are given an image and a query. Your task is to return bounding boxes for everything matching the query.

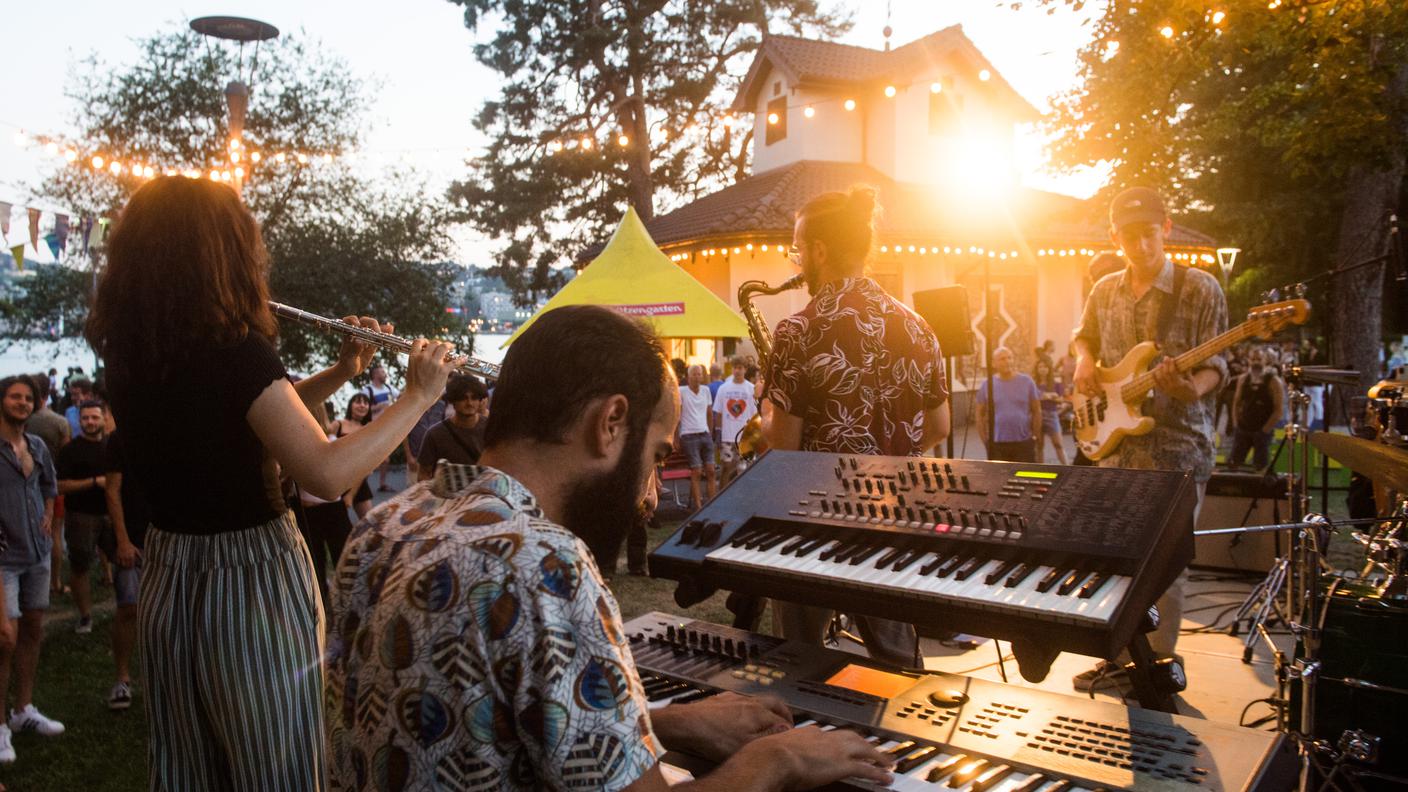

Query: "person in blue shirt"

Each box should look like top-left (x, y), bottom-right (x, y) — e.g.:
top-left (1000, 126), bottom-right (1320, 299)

top-left (976, 347), bottom-right (1043, 463)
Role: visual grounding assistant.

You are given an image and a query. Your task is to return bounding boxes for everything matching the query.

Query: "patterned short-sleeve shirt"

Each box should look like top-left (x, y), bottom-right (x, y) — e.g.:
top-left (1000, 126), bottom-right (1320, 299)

top-left (764, 277), bottom-right (947, 456)
top-left (1073, 259), bottom-right (1229, 483)
top-left (326, 464), bottom-right (661, 791)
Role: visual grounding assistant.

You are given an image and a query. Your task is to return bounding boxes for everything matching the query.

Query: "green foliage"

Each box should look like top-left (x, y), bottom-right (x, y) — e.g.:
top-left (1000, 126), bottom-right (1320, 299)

top-left (1020, 0), bottom-right (1408, 376)
top-left (447, 0), bottom-right (850, 302)
top-left (28, 26), bottom-right (465, 374)
top-left (0, 264), bottom-right (93, 343)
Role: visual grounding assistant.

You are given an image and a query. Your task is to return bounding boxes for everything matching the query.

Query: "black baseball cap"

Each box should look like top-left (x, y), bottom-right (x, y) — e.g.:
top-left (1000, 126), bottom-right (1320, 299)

top-left (1109, 187), bottom-right (1167, 230)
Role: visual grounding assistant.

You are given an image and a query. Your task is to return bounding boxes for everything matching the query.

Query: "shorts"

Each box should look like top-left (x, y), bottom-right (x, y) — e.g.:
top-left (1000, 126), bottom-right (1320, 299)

top-left (65, 511), bottom-right (110, 575)
top-left (680, 432), bottom-right (715, 469)
top-left (1, 557), bottom-right (52, 618)
top-left (113, 559), bottom-right (142, 607)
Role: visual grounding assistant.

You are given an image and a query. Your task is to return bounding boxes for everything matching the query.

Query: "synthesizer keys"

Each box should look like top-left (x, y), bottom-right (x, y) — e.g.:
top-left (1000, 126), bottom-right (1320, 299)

top-left (628, 612), bottom-right (1296, 792)
top-left (650, 451), bottom-right (1197, 661)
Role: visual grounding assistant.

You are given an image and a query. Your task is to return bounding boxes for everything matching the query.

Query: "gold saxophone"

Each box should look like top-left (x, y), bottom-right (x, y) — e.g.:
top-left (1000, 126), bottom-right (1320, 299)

top-left (736, 273), bottom-right (805, 456)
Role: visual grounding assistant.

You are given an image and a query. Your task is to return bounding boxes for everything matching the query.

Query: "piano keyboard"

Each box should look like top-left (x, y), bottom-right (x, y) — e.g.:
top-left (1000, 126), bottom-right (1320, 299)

top-left (627, 612), bottom-right (1296, 792)
top-left (707, 526), bottom-right (1132, 625)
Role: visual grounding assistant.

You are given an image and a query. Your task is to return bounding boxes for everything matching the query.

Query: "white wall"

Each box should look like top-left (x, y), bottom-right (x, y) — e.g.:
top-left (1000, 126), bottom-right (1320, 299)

top-left (752, 68), bottom-right (865, 173)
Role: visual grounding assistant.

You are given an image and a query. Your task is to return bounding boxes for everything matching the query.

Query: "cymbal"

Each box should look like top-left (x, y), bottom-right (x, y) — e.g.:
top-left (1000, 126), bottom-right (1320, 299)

top-left (1310, 432), bottom-right (1408, 492)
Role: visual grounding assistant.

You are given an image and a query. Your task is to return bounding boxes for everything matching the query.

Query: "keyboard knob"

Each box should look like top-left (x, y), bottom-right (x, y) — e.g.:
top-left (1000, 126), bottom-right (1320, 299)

top-left (680, 521), bottom-right (704, 545)
top-left (929, 689), bottom-right (970, 707)
top-left (698, 521), bottom-right (723, 547)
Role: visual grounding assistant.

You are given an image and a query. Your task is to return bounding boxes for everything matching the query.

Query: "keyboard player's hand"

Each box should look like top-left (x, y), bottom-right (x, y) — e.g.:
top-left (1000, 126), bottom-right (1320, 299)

top-left (654, 692), bottom-right (792, 761)
top-left (747, 725), bottom-right (895, 789)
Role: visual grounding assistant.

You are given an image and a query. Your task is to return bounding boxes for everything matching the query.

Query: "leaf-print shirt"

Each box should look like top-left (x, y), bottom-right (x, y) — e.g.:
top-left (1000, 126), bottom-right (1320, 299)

top-left (765, 277), bottom-right (948, 456)
top-left (326, 464), bottom-right (661, 791)
top-left (1073, 259), bottom-right (1229, 483)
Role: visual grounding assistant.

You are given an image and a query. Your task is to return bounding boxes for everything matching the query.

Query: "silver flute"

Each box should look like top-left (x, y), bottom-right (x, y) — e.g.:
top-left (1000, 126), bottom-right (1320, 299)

top-left (269, 301), bottom-right (502, 382)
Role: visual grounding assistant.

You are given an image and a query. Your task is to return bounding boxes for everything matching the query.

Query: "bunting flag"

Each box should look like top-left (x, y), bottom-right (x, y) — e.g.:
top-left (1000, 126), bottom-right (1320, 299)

top-left (43, 232), bottom-right (60, 260)
top-left (27, 208), bottom-right (40, 253)
top-left (0, 202), bottom-right (10, 239)
top-left (80, 216), bottom-right (94, 256)
top-left (54, 214), bottom-right (69, 254)
top-left (11, 245), bottom-right (24, 272)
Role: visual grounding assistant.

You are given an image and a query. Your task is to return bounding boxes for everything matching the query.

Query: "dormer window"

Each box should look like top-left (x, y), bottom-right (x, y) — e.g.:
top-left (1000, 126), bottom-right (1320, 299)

top-left (765, 96), bottom-right (788, 145)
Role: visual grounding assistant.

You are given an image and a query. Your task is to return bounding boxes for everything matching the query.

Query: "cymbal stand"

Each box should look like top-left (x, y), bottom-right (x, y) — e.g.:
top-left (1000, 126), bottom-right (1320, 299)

top-left (1232, 376), bottom-right (1316, 662)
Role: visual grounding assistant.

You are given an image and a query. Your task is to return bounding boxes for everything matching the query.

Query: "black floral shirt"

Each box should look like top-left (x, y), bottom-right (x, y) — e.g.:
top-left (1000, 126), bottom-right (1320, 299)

top-left (326, 464), bottom-right (660, 791)
top-left (765, 277), bottom-right (948, 456)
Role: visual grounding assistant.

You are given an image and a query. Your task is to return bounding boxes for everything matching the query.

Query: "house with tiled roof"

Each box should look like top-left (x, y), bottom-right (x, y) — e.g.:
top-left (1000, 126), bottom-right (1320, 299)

top-left (646, 26), bottom-right (1217, 373)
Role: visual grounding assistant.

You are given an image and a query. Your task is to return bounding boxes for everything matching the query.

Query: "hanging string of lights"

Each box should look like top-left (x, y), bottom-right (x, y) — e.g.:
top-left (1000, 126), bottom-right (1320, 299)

top-left (667, 242), bottom-right (1216, 265)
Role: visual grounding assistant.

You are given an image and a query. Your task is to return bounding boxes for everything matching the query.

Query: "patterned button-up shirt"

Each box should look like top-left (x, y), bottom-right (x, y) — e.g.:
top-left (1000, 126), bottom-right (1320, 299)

top-left (1074, 259), bottom-right (1229, 483)
top-left (326, 464), bottom-right (660, 792)
top-left (765, 277), bottom-right (948, 455)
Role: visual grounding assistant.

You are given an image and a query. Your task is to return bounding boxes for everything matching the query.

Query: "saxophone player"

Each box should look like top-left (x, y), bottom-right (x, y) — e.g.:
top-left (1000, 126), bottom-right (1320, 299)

top-left (762, 186), bottom-right (951, 668)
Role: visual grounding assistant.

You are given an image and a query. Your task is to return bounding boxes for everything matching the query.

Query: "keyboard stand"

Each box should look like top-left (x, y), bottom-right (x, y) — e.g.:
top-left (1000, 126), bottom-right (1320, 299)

top-left (1124, 633), bottom-right (1181, 714)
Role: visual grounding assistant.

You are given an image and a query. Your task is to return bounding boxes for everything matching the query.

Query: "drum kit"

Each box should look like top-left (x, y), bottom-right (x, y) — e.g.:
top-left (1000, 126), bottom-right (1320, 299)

top-left (1214, 364), bottom-right (1408, 791)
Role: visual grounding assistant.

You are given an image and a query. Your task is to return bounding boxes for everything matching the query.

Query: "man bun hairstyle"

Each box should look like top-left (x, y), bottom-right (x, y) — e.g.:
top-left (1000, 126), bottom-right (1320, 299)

top-left (797, 185), bottom-right (880, 264)
top-left (484, 305), bottom-right (673, 449)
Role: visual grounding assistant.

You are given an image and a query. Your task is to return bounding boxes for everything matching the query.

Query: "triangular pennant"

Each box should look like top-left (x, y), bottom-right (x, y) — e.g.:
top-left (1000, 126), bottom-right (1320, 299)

top-left (0, 202), bottom-right (10, 239)
top-left (54, 214), bottom-right (70, 254)
top-left (80, 216), bottom-right (94, 256)
top-left (43, 232), bottom-right (60, 260)
top-left (27, 208), bottom-right (41, 253)
top-left (11, 245), bottom-right (24, 272)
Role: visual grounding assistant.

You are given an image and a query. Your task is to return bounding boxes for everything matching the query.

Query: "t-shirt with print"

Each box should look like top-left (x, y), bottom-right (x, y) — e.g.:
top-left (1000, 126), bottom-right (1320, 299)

top-left (677, 385), bottom-right (712, 436)
top-left (325, 464), bottom-right (661, 791)
top-left (765, 277), bottom-right (948, 456)
top-left (712, 379), bottom-right (757, 446)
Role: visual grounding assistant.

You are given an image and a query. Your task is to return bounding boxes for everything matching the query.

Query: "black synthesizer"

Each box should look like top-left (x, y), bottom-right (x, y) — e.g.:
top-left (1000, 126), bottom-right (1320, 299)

top-left (629, 612), bottom-right (1295, 792)
top-left (650, 451), bottom-right (1197, 660)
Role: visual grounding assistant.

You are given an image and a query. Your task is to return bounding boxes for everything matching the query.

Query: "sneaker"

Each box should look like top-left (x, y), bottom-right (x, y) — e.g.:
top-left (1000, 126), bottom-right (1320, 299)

top-left (1072, 660), bottom-right (1132, 693)
top-left (75, 616), bottom-right (93, 635)
top-left (9, 704), bottom-right (64, 736)
top-left (0, 725), bottom-right (13, 763)
top-left (108, 681), bottom-right (133, 711)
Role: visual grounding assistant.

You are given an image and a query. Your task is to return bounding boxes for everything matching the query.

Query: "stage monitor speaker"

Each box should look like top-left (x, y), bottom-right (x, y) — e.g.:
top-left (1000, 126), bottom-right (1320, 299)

top-left (1192, 471), bottom-right (1289, 573)
top-left (913, 286), bottom-right (974, 357)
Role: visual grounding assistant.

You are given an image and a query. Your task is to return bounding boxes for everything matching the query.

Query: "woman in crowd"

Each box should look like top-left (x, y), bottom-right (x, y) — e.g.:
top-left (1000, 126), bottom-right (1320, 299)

top-left (1032, 357), bottom-right (1069, 465)
top-left (326, 392), bottom-right (375, 518)
top-left (85, 176), bottom-right (459, 790)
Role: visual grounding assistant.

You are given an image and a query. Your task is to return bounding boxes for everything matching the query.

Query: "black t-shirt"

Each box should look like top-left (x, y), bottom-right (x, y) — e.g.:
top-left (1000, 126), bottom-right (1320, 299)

top-left (416, 420), bottom-right (483, 471)
top-left (104, 430), bottom-right (150, 549)
top-left (55, 436), bottom-right (109, 516)
top-left (107, 334), bottom-right (289, 535)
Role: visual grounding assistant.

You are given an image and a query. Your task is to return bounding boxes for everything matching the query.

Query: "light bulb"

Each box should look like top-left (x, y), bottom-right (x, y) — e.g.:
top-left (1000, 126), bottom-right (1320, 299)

top-left (843, 99), bottom-right (856, 111)
top-left (884, 85), bottom-right (897, 98)
top-left (978, 69), bottom-right (991, 81)
top-left (930, 82), bottom-right (943, 94)
top-left (250, 151), bottom-right (262, 163)
top-left (109, 161), bottom-right (123, 175)
top-left (803, 106), bottom-right (815, 118)
top-left (767, 113), bottom-right (779, 125)
top-left (64, 149), bottom-right (78, 162)
top-left (1160, 26), bottom-right (1175, 38)
top-left (91, 155), bottom-right (105, 169)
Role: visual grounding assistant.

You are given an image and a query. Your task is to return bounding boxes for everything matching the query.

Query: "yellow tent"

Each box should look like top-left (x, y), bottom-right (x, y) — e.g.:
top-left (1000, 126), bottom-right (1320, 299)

top-left (502, 206), bottom-right (749, 347)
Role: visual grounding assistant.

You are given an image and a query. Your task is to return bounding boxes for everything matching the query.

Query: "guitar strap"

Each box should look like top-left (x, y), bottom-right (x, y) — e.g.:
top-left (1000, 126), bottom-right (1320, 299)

top-left (1154, 263), bottom-right (1189, 347)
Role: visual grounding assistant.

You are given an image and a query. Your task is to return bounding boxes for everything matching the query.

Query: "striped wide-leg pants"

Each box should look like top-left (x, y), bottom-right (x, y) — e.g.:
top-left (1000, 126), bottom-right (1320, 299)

top-left (140, 513), bottom-right (327, 791)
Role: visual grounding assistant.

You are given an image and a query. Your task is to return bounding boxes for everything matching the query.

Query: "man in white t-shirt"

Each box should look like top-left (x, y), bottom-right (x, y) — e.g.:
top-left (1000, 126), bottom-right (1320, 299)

top-left (712, 356), bottom-right (757, 486)
top-left (677, 364), bottom-right (716, 509)
top-left (361, 364), bottom-right (404, 491)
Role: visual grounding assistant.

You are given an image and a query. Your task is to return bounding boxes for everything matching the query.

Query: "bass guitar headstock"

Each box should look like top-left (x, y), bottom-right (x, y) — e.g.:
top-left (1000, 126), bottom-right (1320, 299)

top-left (1246, 299), bottom-right (1310, 338)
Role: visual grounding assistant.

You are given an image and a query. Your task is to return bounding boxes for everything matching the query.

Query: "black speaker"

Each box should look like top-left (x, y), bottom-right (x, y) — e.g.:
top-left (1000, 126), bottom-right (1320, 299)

top-left (913, 286), bottom-right (974, 357)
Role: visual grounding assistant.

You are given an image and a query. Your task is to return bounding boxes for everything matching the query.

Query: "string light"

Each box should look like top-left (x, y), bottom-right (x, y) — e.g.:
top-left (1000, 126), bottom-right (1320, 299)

top-left (884, 85), bottom-right (897, 98)
top-left (978, 69), bottom-right (991, 81)
top-left (276, 152), bottom-right (288, 163)
top-left (1211, 10), bottom-right (1226, 24)
top-left (803, 106), bottom-right (815, 118)
top-left (64, 149), bottom-right (77, 162)
top-left (43, 142), bottom-right (58, 156)
top-left (250, 151), bottom-right (262, 163)
top-left (767, 113), bottom-right (779, 125)
top-left (580, 137), bottom-right (593, 150)
top-left (108, 161), bottom-right (123, 176)
top-left (930, 82), bottom-right (943, 93)
top-left (617, 134), bottom-right (630, 146)
top-left (296, 153), bottom-right (309, 164)
top-left (843, 99), bottom-right (857, 111)
top-left (90, 155), bottom-right (104, 169)
top-left (1160, 25), bottom-right (1175, 38)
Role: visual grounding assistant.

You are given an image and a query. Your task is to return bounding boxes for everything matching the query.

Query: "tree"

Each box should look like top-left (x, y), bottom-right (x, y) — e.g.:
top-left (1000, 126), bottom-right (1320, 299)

top-left (27, 26), bottom-right (469, 373)
top-left (1028, 0), bottom-right (1407, 387)
top-left (447, 0), bottom-right (849, 303)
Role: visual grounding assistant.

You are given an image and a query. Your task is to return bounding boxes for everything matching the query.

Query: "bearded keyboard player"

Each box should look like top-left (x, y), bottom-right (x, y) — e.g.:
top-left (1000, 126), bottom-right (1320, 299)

top-left (762, 186), bottom-right (951, 670)
top-left (326, 305), bottom-right (896, 792)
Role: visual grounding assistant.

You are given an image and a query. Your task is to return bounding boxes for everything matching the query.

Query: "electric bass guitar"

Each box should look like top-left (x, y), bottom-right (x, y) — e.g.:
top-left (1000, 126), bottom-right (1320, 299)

top-left (1072, 299), bottom-right (1310, 461)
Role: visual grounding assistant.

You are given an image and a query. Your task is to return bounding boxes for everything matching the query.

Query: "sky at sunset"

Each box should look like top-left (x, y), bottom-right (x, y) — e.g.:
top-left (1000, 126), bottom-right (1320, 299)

top-left (0, 0), bottom-right (1103, 265)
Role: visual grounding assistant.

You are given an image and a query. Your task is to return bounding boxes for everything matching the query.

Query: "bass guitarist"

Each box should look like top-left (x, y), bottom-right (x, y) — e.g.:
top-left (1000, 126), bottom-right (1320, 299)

top-left (1070, 187), bottom-right (1228, 693)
